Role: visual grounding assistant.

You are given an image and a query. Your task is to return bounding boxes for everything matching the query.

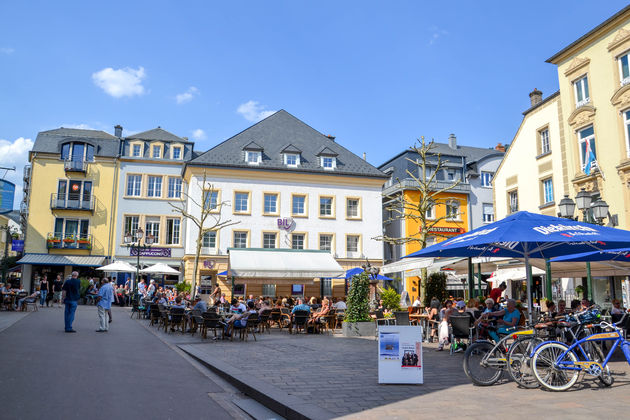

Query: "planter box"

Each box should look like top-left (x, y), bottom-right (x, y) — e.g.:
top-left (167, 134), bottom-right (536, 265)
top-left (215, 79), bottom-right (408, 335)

top-left (342, 321), bottom-right (376, 338)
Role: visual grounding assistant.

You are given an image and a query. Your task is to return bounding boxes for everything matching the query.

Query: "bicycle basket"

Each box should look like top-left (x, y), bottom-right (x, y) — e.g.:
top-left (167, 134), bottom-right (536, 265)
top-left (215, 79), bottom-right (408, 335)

top-left (578, 309), bottom-right (601, 323)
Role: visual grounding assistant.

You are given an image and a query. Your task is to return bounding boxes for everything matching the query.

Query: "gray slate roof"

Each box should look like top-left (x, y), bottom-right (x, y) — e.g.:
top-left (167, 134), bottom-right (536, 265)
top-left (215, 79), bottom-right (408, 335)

top-left (33, 128), bottom-right (120, 157)
top-left (190, 110), bottom-right (387, 178)
top-left (380, 141), bottom-right (503, 170)
top-left (127, 127), bottom-right (190, 143)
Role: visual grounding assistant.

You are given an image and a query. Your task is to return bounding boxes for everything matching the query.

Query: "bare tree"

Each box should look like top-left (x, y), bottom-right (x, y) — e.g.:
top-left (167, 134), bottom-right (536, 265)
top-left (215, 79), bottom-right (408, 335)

top-left (170, 170), bottom-right (239, 298)
top-left (376, 137), bottom-right (464, 303)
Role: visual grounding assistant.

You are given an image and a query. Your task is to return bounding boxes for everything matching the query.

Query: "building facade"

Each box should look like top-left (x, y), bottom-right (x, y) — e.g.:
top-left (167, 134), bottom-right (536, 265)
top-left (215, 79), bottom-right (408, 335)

top-left (20, 128), bottom-right (120, 291)
top-left (182, 110), bottom-right (387, 300)
top-left (112, 127), bottom-right (194, 284)
top-left (378, 135), bottom-right (504, 301)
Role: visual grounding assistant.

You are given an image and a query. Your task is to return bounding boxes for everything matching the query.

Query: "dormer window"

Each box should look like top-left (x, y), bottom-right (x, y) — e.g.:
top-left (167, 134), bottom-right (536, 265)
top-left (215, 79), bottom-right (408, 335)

top-left (61, 142), bottom-right (95, 162)
top-left (321, 156), bottom-right (336, 170)
top-left (152, 145), bottom-right (162, 159)
top-left (284, 153), bottom-right (299, 167)
top-left (246, 151), bottom-right (261, 165)
top-left (172, 146), bottom-right (182, 160)
top-left (132, 144), bottom-right (142, 157)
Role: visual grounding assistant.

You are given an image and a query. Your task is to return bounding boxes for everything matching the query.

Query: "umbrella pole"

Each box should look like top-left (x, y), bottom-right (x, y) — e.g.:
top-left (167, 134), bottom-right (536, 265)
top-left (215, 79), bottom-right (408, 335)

top-left (524, 252), bottom-right (533, 325)
top-left (467, 258), bottom-right (474, 298)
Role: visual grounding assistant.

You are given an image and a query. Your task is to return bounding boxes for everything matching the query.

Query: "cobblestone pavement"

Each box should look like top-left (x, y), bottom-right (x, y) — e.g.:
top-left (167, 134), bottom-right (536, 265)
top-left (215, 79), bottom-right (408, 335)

top-left (143, 318), bottom-right (630, 419)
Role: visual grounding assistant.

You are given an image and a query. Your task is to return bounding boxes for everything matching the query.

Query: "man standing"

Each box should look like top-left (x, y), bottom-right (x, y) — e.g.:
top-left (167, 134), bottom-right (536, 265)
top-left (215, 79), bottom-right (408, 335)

top-left (62, 271), bottom-right (81, 333)
top-left (96, 277), bottom-right (114, 332)
top-left (53, 274), bottom-right (64, 308)
top-left (489, 282), bottom-right (507, 303)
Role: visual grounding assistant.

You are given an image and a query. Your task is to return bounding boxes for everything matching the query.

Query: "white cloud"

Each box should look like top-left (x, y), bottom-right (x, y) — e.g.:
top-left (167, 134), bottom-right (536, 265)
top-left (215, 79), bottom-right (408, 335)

top-left (428, 26), bottom-right (449, 45)
top-left (237, 100), bottom-right (276, 122)
top-left (175, 86), bottom-right (199, 104)
top-left (191, 129), bottom-right (206, 140)
top-left (0, 137), bottom-right (34, 210)
top-left (92, 66), bottom-right (146, 98)
top-left (60, 123), bottom-right (98, 130)
top-left (0, 47), bottom-right (14, 54)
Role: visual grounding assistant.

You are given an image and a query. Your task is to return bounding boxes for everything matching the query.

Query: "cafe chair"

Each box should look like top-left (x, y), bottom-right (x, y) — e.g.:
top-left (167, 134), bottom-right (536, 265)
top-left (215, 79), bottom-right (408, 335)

top-left (449, 315), bottom-right (474, 355)
top-left (233, 313), bottom-right (259, 341)
top-left (291, 310), bottom-right (310, 334)
top-left (394, 311), bottom-right (412, 326)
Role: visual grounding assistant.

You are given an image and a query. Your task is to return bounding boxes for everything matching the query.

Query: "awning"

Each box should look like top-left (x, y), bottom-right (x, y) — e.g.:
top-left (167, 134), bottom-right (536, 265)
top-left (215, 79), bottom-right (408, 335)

top-left (227, 248), bottom-right (344, 281)
top-left (17, 254), bottom-right (106, 267)
top-left (528, 259), bottom-right (630, 278)
top-left (381, 257), bottom-right (434, 274)
top-left (489, 266), bottom-right (546, 283)
top-left (443, 257), bottom-right (515, 275)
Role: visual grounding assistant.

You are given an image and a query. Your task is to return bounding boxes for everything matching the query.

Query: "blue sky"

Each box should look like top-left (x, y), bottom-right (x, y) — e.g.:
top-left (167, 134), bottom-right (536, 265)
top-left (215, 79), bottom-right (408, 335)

top-left (1, 1), bottom-right (628, 208)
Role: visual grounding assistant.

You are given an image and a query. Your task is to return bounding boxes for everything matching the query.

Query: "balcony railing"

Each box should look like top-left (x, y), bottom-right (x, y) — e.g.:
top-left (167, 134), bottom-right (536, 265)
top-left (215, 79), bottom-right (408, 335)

top-left (23, 165), bottom-right (31, 182)
top-left (50, 193), bottom-right (94, 212)
top-left (47, 233), bottom-right (92, 250)
top-left (64, 159), bottom-right (88, 172)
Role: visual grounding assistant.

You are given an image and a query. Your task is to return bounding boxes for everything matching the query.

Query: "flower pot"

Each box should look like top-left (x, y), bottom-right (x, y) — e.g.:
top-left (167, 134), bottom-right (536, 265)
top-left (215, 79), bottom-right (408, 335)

top-left (342, 321), bottom-right (376, 338)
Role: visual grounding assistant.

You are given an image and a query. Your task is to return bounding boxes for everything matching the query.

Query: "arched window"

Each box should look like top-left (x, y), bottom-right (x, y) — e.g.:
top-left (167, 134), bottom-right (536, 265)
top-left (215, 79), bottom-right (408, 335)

top-left (61, 142), bottom-right (95, 162)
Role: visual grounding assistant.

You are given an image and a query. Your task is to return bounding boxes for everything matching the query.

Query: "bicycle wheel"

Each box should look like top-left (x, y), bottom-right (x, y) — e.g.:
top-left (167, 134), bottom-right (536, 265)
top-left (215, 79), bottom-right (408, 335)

top-left (463, 341), bottom-right (504, 386)
top-left (532, 342), bottom-right (579, 391)
top-left (581, 342), bottom-right (614, 387)
top-left (507, 336), bottom-right (543, 389)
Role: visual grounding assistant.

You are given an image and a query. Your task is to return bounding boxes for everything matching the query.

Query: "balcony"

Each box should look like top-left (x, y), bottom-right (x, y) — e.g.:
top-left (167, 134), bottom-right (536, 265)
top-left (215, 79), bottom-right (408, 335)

top-left (47, 233), bottom-right (92, 250)
top-left (50, 193), bottom-right (94, 212)
top-left (64, 159), bottom-right (88, 173)
top-left (383, 178), bottom-right (471, 196)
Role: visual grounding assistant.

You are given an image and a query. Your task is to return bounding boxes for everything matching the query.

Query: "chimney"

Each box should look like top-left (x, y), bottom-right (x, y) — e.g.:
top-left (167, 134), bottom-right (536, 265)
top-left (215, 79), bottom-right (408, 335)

top-left (495, 142), bottom-right (506, 152)
top-left (114, 125), bottom-right (123, 137)
top-left (448, 133), bottom-right (457, 150)
top-left (326, 134), bottom-right (336, 141)
top-left (529, 88), bottom-right (543, 107)
top-left (363, 152), bottom-right (367, 160)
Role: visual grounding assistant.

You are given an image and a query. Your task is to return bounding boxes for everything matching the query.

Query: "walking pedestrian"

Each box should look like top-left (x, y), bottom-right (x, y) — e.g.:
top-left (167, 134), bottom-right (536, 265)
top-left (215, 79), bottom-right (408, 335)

top-left (39, 275), bottom-right (48, 307)
top-left (62, 271), bottom-right (81, 333)
top-left (53, 274), bottom-right (64, 308)
top-left (96, 277), bottom-right (114, 332)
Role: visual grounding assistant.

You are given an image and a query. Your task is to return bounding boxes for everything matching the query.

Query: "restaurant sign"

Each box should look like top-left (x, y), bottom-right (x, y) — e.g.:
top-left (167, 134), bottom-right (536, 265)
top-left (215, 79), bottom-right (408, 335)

top-left (427, 226), bottom-right (465, 235)
top-left (130, 247), bottom-right (171, 257)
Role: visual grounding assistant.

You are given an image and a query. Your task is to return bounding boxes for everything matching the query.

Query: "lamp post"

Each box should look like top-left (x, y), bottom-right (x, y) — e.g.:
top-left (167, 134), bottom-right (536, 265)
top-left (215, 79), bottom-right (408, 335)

top-left (557, 189), bottom-right (617, 301)
top-left (123, 228), bottom-right (155, 298)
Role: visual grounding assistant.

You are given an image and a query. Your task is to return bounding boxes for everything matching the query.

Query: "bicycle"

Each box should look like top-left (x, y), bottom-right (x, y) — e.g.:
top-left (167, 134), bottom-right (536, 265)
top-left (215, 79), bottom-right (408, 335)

top-left (531, 313), bottom-right (629, 391)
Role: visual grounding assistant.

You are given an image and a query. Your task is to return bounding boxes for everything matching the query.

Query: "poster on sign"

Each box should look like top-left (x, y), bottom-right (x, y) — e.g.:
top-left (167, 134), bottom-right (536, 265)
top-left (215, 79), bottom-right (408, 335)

top-left (378, 325), bottom-right (423, 384)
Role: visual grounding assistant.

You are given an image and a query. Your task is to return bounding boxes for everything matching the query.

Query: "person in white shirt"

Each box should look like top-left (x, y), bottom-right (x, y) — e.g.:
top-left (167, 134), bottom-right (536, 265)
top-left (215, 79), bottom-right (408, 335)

top-left (333, 298), bottom-right (347, 310)
top-left (412, 297), bottom-right (422, 307)
top-left (611, 299), bottom-right (625, 315)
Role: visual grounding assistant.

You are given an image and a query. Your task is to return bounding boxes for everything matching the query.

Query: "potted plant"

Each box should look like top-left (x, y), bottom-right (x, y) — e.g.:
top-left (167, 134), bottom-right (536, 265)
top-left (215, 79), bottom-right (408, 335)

top-left (63, 235), bottom-right (75, 243)
top-left (575, 285), bottom-right (584, 298)
top-left (342, 271), bottom-right (376, 337)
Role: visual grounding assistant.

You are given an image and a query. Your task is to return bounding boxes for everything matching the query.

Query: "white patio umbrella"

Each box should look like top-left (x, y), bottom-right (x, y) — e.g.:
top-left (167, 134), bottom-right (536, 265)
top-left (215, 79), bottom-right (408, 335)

top-left (96, 260), bottom-right (137, 272)
top-left (139, 263), bottom-right (181, 275)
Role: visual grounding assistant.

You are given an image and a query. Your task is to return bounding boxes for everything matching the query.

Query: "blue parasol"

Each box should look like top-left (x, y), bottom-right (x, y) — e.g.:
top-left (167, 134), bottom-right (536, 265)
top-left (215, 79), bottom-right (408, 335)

top-left (343, 267), bottom-right (394, 281)
top-left (550, 248), bottom-right (630, 262)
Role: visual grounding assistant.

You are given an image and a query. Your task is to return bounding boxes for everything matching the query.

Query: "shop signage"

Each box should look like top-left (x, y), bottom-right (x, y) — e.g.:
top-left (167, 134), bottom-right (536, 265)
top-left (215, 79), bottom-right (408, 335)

top-left (130, 247), bottom-right (171, 257)
top-left (277, 217), bottom-right (295, 231)
top-left (427, 226), bottom-right (465, 234)
top-left (11, 240), bottom-right (24, 252)
top-left (203, 260), bottom-right (216, 269)
top-left (378, 325), bottom-right (423, 384)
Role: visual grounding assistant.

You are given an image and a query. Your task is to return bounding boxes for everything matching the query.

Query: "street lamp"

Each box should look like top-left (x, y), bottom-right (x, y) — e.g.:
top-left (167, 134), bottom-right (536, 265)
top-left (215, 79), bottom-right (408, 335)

top-left (558, 195), bottom-right (576, 219)
top-left (591, 198), bottom-right (609, 224)
top-left (124, 227), bottom-right (155, 298)
top-left (575, 188), bottom-right (592, 214)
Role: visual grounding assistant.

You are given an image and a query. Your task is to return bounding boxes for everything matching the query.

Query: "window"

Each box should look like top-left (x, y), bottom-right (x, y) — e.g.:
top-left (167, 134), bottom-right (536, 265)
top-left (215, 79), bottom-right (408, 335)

top-left (172, 146), bottom-right (182, 160)
top-left (246, 151), bottom-right (261, 165)
top-left (167, 178), bottom-right (182, 199)
top-left (346, 198), bottom-right (360, 219)
top-left (446, 169), bottom-right (459, 181)
top-left (509, 190), bottom-right (518, 213)
top-left (124, 216), bottom-right (139, 238)
top-left (574, 75), bottom-right (590, 108)
top-left (480, 172), bottom-right (493, 187)
top-left (321, 156), bottom-right (335, 169)
top-left (233, 231), bottom-right (248, 248)
top-left (233, 284), bottom-right (245, 296)
top-left (132, 144), bottom-right (142, 157)
top-left (542, 178), bottom-right (554, 204)
top-left (263, 233), bottom-right (277, 249)
top-left (321, 278), bottom-right (332, 297)
top-left (152, 145), bottom-right (162, 158)
top-left (624, 110), bottom-right (630, 157)
top-left (319, 234), bottom-right (332, 252)
top-left (202, 231), bottom-right (217, 248)
top-left (263, 193), bottom-right (278, 214)
top-left (147, 176), bottom-right (163, 197)
top-left (204, 191), bottom-right (219, 210)
top-left (540, 129), bottom-right (550, 154)
top-left (482, 203), bottom-right (494, 223)
top-left (619, 52), bottom-right (630, 86)
top-left (55, 179), bottom-right (92, 209)
top-left (145, 217), bottom-right (160, 242)
top-left (346, 235), bottom-right (359, 254)
top-left (126, 175), bottom-right (142, 197)
top-left (234, 192), bottom-right (249, 213)
top-left (578, 125), bottom-right (597, 172)
top-left (262, 284), bottom-right (276, 297)
top-left (61, 142), bottom-right (94, 162)
top-left (284, 153), bottom-right (299, 167)
top-left (53, 218), bottom-right (89, 247)
top-left (446, 201), bottom-right (459, 220)
top-left (291, 284), bottom-right (304, 296)
top-left (166, 218), bottom-right (180, 244)
top-left (292, 233), bottom-right (305, 249)
top-left (292, 195), bottom-right (306, 216)
top-left (319, 196), bottom-right (333, 217)
top-left (425, 203), bottom-right (435, 219)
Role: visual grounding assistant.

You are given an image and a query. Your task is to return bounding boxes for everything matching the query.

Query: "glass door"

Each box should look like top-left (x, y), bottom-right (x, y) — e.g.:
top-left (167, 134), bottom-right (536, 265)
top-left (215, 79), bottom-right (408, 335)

top-left (57, 180), bottom-right (67, 208)
top-left (68, 180), bottom-right (81, 209)
top-left (82, 181), bottom-right (92, 209)
top-left (64, 220), bottom-right (79, 248)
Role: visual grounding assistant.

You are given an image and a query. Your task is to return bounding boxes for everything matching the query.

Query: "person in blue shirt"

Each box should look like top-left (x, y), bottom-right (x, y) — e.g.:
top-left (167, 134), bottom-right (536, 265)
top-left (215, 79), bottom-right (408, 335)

top-left (95, 277), bottom-right (114, 332)
top-left (61, 271), bottom-right (81, 333)
top-left (481, 299), bottom-right (521, 343)
top-left (291, 298), bottom-right (311, 314)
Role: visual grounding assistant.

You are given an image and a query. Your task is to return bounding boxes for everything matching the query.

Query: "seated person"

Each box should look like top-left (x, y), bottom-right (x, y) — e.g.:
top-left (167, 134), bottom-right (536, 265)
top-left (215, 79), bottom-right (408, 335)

top-left (171, 296), bottom-right (186, 309)
top-left (333, 297), bottom-right (347, 311)
top-left (480, 299), bottom-right (520, 343)
top-left (291, 298), bottom-right (311, 314)
top-left (229, 298), bottom-right (246, 314)
top-left (258, 299), bottom-right (272, 315)
top-left (17, 291), bottom-right (40, 311)
top-left (157, 293), bottom-right (168, 306)
top-left (308, 298), bottom-right (331, 327)
top-left (544, 300), bottom-right (557, 319)
top-left (223, 301), bottom-right (257, 336)
top-left (611, 299), bottom-right (625, 315)
top-left (580, 298), bottom-right (591, 311)
top-left (555, 299), bottom-right (568, 317)
top-left (191, 296), bottom-right (207, 312)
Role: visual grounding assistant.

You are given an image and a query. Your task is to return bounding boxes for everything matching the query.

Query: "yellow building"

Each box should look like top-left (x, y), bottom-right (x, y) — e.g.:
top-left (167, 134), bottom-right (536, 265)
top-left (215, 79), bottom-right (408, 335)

top-left (19, 128), bottom-right (120, 291)
top-left (547, 5), bottom-right (630, 229)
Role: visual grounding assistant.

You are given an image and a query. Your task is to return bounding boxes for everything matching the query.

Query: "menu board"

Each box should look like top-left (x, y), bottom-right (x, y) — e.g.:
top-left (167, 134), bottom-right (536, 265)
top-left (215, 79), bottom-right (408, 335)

top-left (378, 325), bottom-right (423, 384)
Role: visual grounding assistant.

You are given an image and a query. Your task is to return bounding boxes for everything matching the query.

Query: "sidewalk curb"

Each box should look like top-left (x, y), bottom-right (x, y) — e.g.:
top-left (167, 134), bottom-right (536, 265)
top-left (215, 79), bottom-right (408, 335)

top-left (179, 344), bottom-right (336, 420)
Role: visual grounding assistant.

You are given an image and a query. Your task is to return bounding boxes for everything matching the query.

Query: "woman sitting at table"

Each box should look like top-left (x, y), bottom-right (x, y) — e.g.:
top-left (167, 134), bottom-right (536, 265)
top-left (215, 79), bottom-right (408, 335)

top-left (308, 298), bottom-right (330, 327)
top-left (223, 301), bottom-right (257, 337)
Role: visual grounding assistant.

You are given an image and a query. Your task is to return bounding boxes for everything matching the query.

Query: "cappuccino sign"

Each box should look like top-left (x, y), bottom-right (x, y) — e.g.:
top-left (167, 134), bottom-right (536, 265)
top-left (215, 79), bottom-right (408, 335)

top-left (277, 217), bottom-right (295, 231)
